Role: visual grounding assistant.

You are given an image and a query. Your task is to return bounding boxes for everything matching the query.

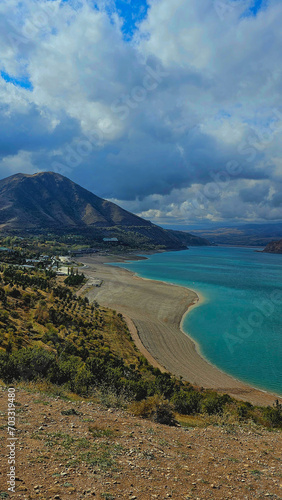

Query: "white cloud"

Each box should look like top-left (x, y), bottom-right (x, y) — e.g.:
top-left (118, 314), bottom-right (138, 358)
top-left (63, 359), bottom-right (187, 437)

top-left (0, 150), bottom-right (39, 175)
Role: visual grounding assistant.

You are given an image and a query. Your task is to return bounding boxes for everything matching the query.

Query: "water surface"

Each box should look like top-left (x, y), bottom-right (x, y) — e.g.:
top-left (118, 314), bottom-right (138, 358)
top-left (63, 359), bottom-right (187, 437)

top-left (113, 247), bottom-right (282, 395)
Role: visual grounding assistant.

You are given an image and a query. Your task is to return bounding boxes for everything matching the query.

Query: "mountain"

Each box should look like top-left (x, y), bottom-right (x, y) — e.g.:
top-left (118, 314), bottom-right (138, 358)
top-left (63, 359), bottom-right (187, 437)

top-left (263, 239), bottom-right (282, 254)
top-left (168, 229), bottom-right (211, 247)
top-left (0, 172), bottom-right (209, 249)
top-left (191, 222), bottom-right (282, 246)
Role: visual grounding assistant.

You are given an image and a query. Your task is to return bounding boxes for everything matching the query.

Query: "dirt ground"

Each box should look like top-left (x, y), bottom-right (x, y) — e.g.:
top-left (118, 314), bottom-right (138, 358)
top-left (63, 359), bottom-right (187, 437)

top-left (0, 386), bottom-right (281, 500)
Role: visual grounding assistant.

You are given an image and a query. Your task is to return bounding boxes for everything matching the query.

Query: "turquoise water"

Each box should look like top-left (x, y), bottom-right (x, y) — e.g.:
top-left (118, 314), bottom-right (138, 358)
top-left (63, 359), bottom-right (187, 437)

top-left (112, 247), bottom-right (282, 395)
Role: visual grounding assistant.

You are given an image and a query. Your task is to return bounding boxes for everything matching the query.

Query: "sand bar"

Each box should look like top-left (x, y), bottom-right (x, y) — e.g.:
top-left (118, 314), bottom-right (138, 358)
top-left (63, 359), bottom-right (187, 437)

top-left (79, 254), bottom-right (282, 407)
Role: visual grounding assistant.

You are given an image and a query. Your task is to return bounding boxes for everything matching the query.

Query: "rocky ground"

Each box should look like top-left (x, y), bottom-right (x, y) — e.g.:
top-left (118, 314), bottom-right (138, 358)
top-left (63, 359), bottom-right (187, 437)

top-left (0, 386), bottom-right (281, 500)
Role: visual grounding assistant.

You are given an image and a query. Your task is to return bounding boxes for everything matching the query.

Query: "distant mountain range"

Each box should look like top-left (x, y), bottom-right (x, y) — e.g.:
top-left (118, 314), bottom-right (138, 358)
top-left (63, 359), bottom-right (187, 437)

top-left (0, 172), bottom-right (209, 250)
top-left (192, 223), bottom-right (282, 247)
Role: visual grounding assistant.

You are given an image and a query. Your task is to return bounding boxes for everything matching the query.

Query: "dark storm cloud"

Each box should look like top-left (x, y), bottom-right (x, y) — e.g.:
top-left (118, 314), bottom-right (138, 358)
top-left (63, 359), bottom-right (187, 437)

top-left (0, 105), bottom-right (80, 158)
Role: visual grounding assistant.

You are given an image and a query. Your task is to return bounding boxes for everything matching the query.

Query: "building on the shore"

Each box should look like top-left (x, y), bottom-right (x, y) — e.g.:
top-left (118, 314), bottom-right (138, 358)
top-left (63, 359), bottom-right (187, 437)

top-left (85, 277), bottom-right (103, 288)
top-left (58, 256), bottom-right (72, 265)
top-left (56, 270), bottom-right (68, 276)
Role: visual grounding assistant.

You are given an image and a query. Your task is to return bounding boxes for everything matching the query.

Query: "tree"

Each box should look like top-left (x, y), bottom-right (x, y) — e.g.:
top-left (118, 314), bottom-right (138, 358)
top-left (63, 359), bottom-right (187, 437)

top-left (74, 365), bottom-right (93, 395)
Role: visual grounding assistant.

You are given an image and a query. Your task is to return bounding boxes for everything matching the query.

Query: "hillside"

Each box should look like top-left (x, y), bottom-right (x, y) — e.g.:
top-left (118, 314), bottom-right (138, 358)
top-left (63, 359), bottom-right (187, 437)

top-left (0, 172), bottom-right (209, 250)
top-left (0, 265), bottom-right (281, 422)
top-left (0, 266), bottom-right (281, 498)
top-left (0, 386), bottom-right (281, 500)
top-left (263, 239), bottom-right (282, 254)
top-left (0, 264), bottom-right (281, 499)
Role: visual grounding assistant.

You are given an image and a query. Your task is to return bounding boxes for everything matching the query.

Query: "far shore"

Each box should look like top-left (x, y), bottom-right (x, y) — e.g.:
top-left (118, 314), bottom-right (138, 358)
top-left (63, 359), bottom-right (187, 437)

top-left (78, 252), bottom-right (282, 407)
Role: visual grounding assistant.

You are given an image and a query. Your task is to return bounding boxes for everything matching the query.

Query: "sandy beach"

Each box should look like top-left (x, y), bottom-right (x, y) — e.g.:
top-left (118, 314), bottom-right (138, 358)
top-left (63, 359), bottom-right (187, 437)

top-left (78, 254), bottom-right (282, 407)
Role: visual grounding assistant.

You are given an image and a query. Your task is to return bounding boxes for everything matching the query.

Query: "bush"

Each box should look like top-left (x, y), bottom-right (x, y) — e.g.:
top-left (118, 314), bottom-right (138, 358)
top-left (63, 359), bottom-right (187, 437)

top-left (98, 386), bottom-right (129, 409)
top-left (0, 348), bottom-right (56, 383)
top-left (236, 401), bottom-right (253, 420)
top-left (201, 392), bottom-right (232, 415)
top-left (52, 356), bottom-right (81, 390)
top-left (61, 408), bottom-right (82, 416)
top-left (154, 372), bottom-right (176, 399)
top-left (263, 400), bottom-right (282, 428)
top-left (171, 390), bottom-right (203, 414)
top-left (119, 379), bottom-right (148, 401)
top-left (130, 395), bottom-right (176, 426)
top-left (0, 351), bottom-right (15, 382)
top-left (9, 287), bottom-right (21, 299)
top-left (74, 365), bottom-right (93, 395)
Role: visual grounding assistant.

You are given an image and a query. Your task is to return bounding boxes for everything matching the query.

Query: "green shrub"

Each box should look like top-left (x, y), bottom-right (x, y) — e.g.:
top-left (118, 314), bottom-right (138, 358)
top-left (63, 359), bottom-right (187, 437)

top-left (153, 372), bottom-right (176, 399)
top-left (172, 390), bottom-right (203, 414)
top-left (0, 348), bottom-right (56, 382)
top-left (236, 401), bottom-right (253, 420)
top-left (74, 365), bottom-right (93, 395)
top-left (201, 392), bottom-right (232, 415)
top-left (263, 400), bottom-right (282, 428)
top-left (0, 351), bottom-right (15, 383)
top-left (52, 356), bottom-right (81, 390)
top-left (61, 408), bottom-right (82, 416)
top-left (130, 395), bottom-right (176, 426)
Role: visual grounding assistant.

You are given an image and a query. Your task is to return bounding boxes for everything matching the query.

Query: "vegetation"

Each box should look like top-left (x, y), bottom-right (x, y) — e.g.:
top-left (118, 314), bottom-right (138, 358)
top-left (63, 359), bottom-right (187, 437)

top-left (64, 271), bottom-right (86, 287)
top-left (0, 234), bottom-right (95, 261)
top-left (0, 232), bottom-right (164, 264)
top-left (0, 264), bottom-right (281, 430)
top-left (130, 395), bottom-right (177, 426)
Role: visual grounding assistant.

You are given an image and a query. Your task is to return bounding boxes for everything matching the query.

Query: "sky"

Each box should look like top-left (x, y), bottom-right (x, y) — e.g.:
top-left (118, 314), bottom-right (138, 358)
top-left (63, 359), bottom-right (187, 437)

top-left (1, 0), bottom-right (282, 228)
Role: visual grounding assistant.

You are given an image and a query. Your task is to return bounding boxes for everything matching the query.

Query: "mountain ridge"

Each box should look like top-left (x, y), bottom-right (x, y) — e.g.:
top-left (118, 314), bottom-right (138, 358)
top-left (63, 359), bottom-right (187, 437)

top-left (191, 222), bottom-right (282, 246)
top-left (0, 172), bottom-right (209, 249)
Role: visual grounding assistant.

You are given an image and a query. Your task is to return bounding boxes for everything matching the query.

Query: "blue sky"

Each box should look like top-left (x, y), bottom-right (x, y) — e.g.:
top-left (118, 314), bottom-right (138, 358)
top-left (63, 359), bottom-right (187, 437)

top-left (0, 0), bottom-right (266, 89)
top-left (111, 0), bottom-right (149, 39)
top-left (0, 71), bottom-right (33, 90)
top-left (1, 0), bottom-right (282, 226)
top-left (248, 0), bottom-right (267, 16)
top-left (1, 0), bottom-right (149, 90)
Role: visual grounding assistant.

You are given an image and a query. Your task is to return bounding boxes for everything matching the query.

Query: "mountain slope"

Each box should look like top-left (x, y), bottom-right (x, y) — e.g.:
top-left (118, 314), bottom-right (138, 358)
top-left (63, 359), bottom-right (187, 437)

top-left (263, 239), bottom-right (282, 254)
top-left (0, 172), bottom-right (209, 249)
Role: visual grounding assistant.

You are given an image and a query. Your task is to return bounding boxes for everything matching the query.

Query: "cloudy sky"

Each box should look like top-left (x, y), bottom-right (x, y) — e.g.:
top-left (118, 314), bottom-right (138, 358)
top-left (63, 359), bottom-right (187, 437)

top-left (1, 0), bottom-right (282, 228)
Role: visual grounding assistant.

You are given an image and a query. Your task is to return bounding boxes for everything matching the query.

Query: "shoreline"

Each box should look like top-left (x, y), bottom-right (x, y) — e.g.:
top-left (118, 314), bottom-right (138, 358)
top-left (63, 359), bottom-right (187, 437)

top-left (136, 272), bottom-right (281, 402)
top-left (118, 255), bottom-right (282, 401)
top-left (78, 253), bottom-right (282, 407)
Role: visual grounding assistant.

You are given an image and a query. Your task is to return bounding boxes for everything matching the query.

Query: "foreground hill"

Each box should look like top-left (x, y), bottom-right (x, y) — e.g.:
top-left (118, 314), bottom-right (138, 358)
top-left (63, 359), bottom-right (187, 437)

top-left (263, 239), bottom-right (282, 254)
top-left (0, 172), bottom-right (209, 249)
top-left (0, 386), bottom-right (281, 500)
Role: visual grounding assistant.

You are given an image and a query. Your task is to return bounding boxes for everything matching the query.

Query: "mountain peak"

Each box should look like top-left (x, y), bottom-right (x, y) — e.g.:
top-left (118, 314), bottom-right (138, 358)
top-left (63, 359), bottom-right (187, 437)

top-left (0, 172), bottom-right (209, 249)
